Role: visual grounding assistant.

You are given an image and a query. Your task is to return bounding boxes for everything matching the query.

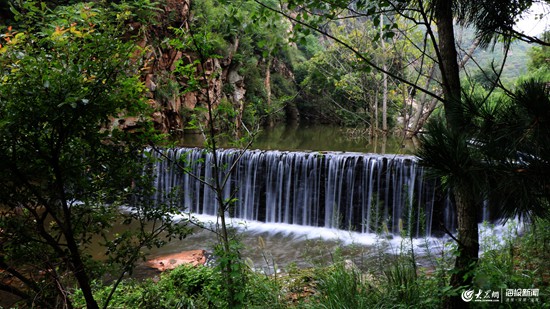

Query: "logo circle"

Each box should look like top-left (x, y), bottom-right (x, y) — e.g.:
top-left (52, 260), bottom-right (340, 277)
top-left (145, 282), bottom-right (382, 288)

top-left (461, 289), bottom-right (474, 302)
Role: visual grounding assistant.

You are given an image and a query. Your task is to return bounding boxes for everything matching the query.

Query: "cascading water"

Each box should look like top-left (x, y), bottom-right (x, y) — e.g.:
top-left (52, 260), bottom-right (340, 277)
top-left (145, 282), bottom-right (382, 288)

top-left (151, 147), bottom-right (453, 237)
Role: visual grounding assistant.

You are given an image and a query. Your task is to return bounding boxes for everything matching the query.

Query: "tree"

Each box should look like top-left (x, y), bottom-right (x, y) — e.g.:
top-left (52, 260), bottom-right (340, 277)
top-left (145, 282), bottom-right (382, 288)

top-left (157, 3), bottom-right (262, 305)
top-left (249, 0), bottom-right (549, 306)
top-left (402, 3), bottom-right (544, 303)
top-left (224, 0), bottom-right (301, 127)
top-left (528, 30), bottom-right (550, 75)
top-left (417, 77), bottom-right (550, 278)
top-left (0, 3), bottom-right (189, 308)
top-left (295, 18), bottom-right (404, 130)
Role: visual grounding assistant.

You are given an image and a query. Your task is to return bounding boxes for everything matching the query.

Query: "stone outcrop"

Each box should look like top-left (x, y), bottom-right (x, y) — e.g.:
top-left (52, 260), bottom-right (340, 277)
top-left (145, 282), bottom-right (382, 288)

top-left (115, 0), bottom-right (295, 134)
top-left (146, 249), bottom-right (207, 271)
top-left (127, 0), bottom-right (246, 134)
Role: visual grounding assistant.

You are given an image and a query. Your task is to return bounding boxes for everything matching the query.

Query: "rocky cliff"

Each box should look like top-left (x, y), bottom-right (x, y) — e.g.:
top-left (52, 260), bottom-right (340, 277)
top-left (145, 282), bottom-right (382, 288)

top-left (121, 0), bottom-right (295, 135)
top-left (119, 0), bottom-right (236, 134)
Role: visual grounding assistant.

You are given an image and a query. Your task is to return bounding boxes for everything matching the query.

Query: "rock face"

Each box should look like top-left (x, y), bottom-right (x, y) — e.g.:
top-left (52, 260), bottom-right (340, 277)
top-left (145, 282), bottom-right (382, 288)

top-left (147, 249), bottom-right (207, 271)
top-left (116, 0), bottom-right (295, 134)
top-left (129, 0), bottom-right (246, 134)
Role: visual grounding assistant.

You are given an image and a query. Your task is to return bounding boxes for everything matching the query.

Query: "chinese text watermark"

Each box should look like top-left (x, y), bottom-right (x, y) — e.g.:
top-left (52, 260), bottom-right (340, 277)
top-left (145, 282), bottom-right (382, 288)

top-left (461, 288), bottom-right (540, 303)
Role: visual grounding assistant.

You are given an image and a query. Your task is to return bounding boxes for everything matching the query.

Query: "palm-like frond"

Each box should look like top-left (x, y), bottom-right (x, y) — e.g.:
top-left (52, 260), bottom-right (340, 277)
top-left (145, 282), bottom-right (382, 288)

top-left (455, 0), bottom-right (532, 48)
top-left (417, 118), bottom-right (487, 203)
top-left (482, 80), bottom-right (550, 220)
top-left (417, 79), bottom-right (550, 222)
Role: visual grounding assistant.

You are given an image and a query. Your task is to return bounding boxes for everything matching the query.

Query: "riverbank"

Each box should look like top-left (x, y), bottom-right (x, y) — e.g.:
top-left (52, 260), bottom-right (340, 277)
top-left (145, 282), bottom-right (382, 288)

top-left (70, 218), bottom-right (550, 308)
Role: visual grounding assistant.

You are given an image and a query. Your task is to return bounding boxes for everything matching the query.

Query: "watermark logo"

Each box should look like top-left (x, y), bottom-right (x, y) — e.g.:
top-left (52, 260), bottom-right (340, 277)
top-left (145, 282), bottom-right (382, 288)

top-left (461, 288), bottom-right (540, 303)
top-left (461, 289), bottom-right (500, 303)
top-left (504, 288), bottom-right (540, 303)
top-left (461, 289), bottom-right (474, 302)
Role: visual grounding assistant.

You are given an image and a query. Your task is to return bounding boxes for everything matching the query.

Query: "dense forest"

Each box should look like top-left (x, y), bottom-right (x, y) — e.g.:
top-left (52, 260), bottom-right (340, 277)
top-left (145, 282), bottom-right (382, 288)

top-left (0, 0), bottom-right (542, 136)
top-left (1, 0), bottom-right (550, 308)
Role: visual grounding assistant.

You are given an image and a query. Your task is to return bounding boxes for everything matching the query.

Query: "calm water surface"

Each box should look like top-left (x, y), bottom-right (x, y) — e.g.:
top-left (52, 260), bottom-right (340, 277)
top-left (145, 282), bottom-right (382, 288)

top-left (180, 123), bottom-right (416, 154)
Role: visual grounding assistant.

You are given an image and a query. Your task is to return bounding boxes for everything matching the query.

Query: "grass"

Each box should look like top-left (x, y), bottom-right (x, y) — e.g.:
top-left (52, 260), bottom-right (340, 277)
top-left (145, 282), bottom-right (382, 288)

top-left (69, 219), bottom-right (550, 308)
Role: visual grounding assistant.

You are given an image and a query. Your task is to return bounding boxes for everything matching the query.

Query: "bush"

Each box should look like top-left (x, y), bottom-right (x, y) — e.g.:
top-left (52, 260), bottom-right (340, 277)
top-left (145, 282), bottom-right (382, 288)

top-left (71, 221), bottom-right (550, 308)
top-left (472, 220), bottom-right (550, 307)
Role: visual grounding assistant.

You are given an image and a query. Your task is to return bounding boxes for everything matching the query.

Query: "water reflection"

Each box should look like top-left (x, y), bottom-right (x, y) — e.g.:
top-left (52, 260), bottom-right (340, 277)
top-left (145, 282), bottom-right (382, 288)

top-left (181, 123), bottom-right (416, 154)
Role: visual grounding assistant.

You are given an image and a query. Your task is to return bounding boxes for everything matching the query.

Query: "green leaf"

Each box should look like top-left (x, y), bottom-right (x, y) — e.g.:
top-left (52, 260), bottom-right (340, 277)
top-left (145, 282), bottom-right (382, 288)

top-left (257, 39), bottom-right (266, 48)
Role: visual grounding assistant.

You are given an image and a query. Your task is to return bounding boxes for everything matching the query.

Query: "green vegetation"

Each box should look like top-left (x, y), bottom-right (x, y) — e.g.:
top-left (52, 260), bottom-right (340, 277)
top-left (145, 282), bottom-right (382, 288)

top-left (528, 31), bottom-right (550, 80)
top-left (70, 219), bottom-right (550, 308)
top-left (457, 26), bottom-right (532, 85)
top-left (164, 0), bottom-right (303, 131)
top-left (1, 0), bottom-right (549, 308)
top-left (252, 4), bottom-right (549, 306)
top-left (165, 7), bottom-right (260, 307)
top-left (0, 2), bottom-right (190, 308)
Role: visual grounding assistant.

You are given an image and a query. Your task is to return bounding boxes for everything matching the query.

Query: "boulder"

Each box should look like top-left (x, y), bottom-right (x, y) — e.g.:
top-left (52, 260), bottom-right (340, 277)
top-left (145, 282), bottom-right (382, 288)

top-left (147, 249), bottom-right (206, 271)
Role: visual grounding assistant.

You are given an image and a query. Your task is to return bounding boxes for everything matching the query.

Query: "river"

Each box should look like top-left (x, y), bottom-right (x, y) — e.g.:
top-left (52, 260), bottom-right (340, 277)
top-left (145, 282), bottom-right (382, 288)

top-left (179, 123), bottom-right (417, 154)
top-left (127, 124), bottom-right (446, 277)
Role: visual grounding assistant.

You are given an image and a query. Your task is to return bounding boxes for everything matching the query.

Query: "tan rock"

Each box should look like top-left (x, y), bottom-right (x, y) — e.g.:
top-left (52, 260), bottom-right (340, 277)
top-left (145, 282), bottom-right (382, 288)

top-left (147, 249), bottom-right (206, 271)
top-left (145, 74), bottom-right (156, 92)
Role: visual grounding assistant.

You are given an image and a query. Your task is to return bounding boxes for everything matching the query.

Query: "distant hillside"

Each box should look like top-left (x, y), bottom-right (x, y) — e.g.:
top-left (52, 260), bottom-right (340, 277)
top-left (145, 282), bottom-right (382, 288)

top-left (456, 26), bottom-right (532, 84)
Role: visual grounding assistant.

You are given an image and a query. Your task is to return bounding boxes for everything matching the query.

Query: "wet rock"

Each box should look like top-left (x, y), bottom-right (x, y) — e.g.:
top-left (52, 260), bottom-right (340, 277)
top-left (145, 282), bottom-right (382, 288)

top-left (147, 249), bottom-right (207, 271)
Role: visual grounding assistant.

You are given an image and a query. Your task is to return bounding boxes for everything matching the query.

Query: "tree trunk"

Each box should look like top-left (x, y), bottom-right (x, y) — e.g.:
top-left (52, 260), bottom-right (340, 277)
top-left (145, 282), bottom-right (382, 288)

top-left (434, 0), bottom-right (463, 129)
top-left (408, 35), bottom-right (481, 138)
top-left (447, 187), bottom-right (480, 308)
top-left (52, 156), bottom-right (98, 309)
top-left (435, 2), bottom-right (480, 306)
top-left (264, 57), bottom-right (273, 127)
top-left (380, 14), bottom-right (388, 133)
top-left (408, 65), bottom-right (436, 137)
top-left (373, 86), bottom-right (379, 136)
top-left (61, 200), bottom-right (98, 309)
top-left (453, 191), bottom-right (480, 281)
top-left (409, 96), bottom-right (438, 137)
top-left (66, 232), bottom-right (98, 309)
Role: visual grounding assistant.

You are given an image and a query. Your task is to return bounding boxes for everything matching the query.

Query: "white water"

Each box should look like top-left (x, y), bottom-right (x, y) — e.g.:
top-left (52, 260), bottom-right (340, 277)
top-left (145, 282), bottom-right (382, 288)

top-left (150, 147), bottom-right (455, 238)
top-left (141, 211), bottom-right (519, 275)
top-left (173, 212), bottom-right (448, 254)
top-left (130, 147), bottom-right (522, 276)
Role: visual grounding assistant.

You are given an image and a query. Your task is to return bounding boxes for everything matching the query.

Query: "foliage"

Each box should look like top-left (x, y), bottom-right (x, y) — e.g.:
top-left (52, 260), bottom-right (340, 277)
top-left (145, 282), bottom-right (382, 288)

top-left (261, 0), bottom-right (545, 298)
top-left (419, 78), bottom-right (550, 218)
top-left (167, 5), bottom-right (266, 307)
top-left (294, 18), bottom-right (407, 128)
top-left (167, 0), bottom-right (301, 129)
top-left (528, 30), bottom-right (550, 76)
top-left (516, 217), bottom-right (550, 293)
top-left (68, 218), bottom-right (550, 308)
top-left (206, 238), bottom-right (248, 308)
top-left (0, 2), bottom-right (190, 308)
top-left (251, 0), bottom-right (448, 134)
top-left (308, 254), bottom-right (377, 308)
top-left (417, 78), bottom-right (550, 304)
top-left (301, 223), bottom-right (549, 308)
top-left (3, 1), bottom-right (547, 307)
top-left (71, 264), bottom-right (215, 308)
top-left (472, 220), bottom-right (550, 307)
top-left (72, 261), bottom-right (285, 309)
top-left (458, 30), bottom-right (531, 85)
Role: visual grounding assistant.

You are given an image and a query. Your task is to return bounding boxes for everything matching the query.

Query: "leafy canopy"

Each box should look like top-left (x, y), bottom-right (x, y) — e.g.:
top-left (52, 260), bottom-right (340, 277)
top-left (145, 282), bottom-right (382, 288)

top-left (0, 2), bottom-right (190, 308)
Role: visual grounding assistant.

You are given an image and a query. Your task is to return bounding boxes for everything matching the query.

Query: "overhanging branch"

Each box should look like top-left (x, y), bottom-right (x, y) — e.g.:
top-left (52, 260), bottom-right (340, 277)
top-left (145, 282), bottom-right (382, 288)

top-left (254, 0), bottom-right (446, 103)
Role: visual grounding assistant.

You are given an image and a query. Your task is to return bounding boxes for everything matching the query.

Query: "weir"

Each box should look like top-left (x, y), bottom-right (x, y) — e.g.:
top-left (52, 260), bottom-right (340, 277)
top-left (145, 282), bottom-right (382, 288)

top-left (151, 148), bottom-right (455, 237)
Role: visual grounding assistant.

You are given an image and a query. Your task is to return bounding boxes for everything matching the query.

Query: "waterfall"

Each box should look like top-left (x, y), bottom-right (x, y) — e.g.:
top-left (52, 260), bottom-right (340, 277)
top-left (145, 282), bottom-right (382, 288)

top-left (151, 147), bottom-right (452, 237)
